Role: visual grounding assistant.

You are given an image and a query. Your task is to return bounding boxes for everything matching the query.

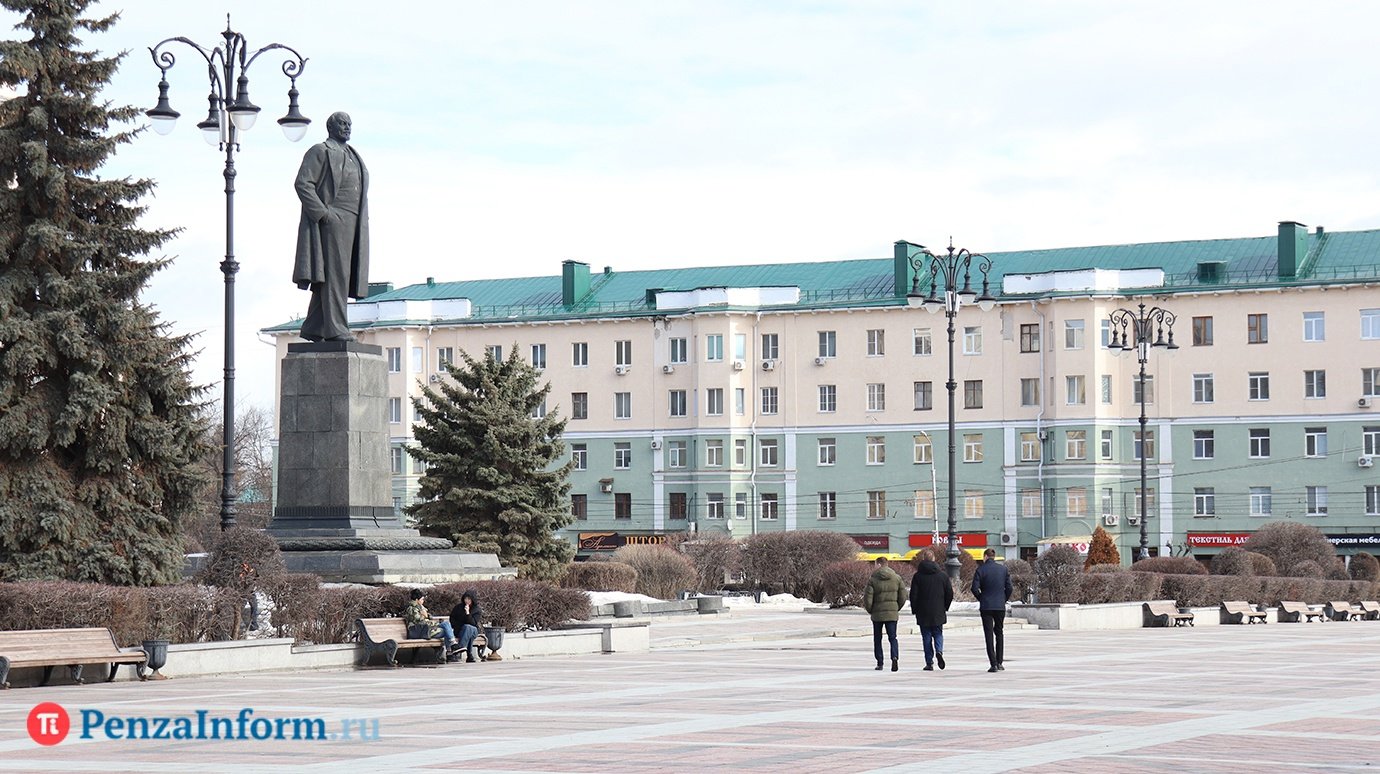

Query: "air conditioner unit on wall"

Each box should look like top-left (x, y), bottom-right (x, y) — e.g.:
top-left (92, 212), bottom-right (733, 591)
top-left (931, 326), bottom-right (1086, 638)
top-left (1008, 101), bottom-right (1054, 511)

top-left (651, 440), bottom-right (662, 451)
top-left (429, 373), bottom-right (440, 383)
top-left (1103, 514), bottom-right (1119, 527)
top-left (1360, 455), bottom-right (1375, 469)
top-left (1000, 531), bottom-right (1016, 546)
top-left (731, 360), bottom-right (745, 371)
top-left (1126, 515), bottom-right (1141, 526)
top-left (615, 365), bottom-right (629, 375)
top-left (814, 356), bottom-right (827, 366)
top-left (761, 360), bottom-right (776, 371)
top-left (662, 364), bottom-right (675, 374)
top-left (1361, 397), bottom-right (1373, 409)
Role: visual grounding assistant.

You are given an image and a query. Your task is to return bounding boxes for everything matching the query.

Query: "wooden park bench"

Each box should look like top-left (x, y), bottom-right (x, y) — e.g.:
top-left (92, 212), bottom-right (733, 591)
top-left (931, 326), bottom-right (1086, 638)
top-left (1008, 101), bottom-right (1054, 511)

top-left (1220, 600), bottom-right (1268, 624)
top-left (0, 628), bottom-right (148, 689)
top-left (1278, 601), bottom-right (1325, 623)
top-left (1143, 601), bottom-right (1194, 627)
top-left (1359, 601), bottom-right (1380, 621)
top-left (1325, 601), bottom-right (1364, 621)
top-left (355, 617), bottom-right (448, 667)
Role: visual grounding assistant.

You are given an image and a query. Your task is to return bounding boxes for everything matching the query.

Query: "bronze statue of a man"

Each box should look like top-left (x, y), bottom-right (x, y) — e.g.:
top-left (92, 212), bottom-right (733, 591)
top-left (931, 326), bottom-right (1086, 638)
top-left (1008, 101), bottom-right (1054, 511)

top-left (292, 111), bottom-right (370, 342)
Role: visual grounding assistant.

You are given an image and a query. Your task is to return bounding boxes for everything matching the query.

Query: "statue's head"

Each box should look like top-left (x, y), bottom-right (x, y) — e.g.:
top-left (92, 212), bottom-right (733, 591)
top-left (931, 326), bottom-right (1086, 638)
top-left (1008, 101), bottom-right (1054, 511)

top-left (326, 112), bottom-right (352, 142)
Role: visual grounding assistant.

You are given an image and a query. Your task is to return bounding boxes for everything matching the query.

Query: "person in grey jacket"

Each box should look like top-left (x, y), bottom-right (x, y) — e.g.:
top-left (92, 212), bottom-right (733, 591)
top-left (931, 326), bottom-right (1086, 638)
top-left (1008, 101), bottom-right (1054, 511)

top-left (863, 557), bottom-right (907, 672)
top-left (970, 548), bottom-right (1013, 672)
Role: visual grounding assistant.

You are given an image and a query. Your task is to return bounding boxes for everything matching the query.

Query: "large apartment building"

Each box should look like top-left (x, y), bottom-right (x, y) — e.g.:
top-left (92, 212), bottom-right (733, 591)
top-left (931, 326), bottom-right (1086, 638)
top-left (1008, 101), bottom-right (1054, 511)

top-left (265, 221), bottom-right (1380, 563)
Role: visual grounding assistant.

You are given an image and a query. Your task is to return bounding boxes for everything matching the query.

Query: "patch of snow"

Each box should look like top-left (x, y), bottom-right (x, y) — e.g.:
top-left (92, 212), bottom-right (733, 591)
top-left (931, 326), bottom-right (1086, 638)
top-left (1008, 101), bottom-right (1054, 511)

top-left (586, 591), bottom-right (664, 606)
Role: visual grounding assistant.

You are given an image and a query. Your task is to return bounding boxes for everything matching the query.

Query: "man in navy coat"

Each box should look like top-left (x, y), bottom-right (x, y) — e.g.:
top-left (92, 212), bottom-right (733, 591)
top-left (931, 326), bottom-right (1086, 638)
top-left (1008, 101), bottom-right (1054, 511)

top-left (970, 548), bottom-right (1012, 672)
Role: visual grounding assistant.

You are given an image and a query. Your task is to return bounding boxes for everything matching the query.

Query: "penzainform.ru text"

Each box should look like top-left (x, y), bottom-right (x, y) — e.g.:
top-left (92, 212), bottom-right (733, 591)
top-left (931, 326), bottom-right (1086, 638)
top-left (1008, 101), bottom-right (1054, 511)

top-left (28, 703), bottom-right (379, 745)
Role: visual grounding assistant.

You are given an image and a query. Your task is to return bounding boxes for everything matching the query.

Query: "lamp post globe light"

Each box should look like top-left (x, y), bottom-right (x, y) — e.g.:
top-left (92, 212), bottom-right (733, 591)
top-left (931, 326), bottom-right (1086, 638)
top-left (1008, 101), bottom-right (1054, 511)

top-left (1107, 301), bottom-right (1178, 562)
top-left (146, 16), bottom-right (310, 531)
top-left (902, 240), bottom-right (996, 583)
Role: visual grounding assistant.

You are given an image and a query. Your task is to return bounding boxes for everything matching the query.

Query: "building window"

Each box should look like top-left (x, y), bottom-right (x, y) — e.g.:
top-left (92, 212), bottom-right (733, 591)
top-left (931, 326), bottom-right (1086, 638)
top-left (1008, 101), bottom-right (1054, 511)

top-left (760, 387), bottom-right (779, 415)
top-left (866, 436), bottom-right (886, 465)
top-left (1193, 374), bottom-right (1214, 404)
top-left (1365, 368), bottom-right (1380, 398)
top-left (412, 454), bottom-right (427, 476)
top-left (1302, 311), bottom-right (1325, 342)
top-left (572, 342), bottom-right (588, 367)
top-left (818, 385), bottom-right (837, 413)
top-left (816, 437), bottom-right (837, 466)
top-left (484, 345), bottom-right (501, 362)
top-left (1248, 372), bottom-right (1270, 401)
top-left (1194, 487), bottom-right (1216, 517)
top-left (913, 434), bottom-right (933, 464)
top-left (866, 329), bottom-right (885, 356)
top-left (1304, 427), bottom-right (1328, 458)
top-left (734, 439), bottom-right (747, 466)
top-left (761, 333), bottom-right (779, 361)
top-left (963, 326), bottom-right (982, 355)
top-left (759, 439), bottom-right (778, 467)
top-left (1066, 488), bottom-right (1087, 519)
top-left (1020, 378), bottom-right (1040, 407)
top-left (1192, 316), bottom-right (1213, 346)
top-left (913, 328), bottom-right (932, 356)
top-left (964, 380), bottom-right (983, 409)
top-left (867, 383), bottom-right (886, 412)
top-left (615, 493), bottom-right (632, 519)
top-left (530, 343), bottom-right (547, 369)
top-left (706, 388), bottom-right (724, 416)
top-left (1064, 319), bottom-right (1085, 350)
top-left (1193, 430), bottom-right (1214, 460)
top-left (614, 442), bottom-right (631, 469)
top-left (1133, 430), bottom-right (1155, 460)
top-left (410, 346), bottom-right (423, 373)
top-left (817, 330), bottom-right (836, 358)
top-left (1133, 375), bottom-right (1154, 404)
top-left (386, 347), bottom-right (401, 373)
top-left (1248, 428), bottom-right (1271, 458)
top-left (1020, 431), bottom-right (1041, 462)
top-left (913, 490), bottom-right (935, 519)
top-left (1066, 375), bottom-right (1086, 405)
top-left (570, 392), bottom-right (588, 420)
top-left (1363, 309), bottom-right (1380, 340)
top-left (965, 490), bottom-right (985, 519)
top-left (668, 441), bottom-right (687, 468)
top-left (1249, 487), bottom-right (1272, 517)
top-left (437, 347), bottom-right (454, 369)
top-left (388, 397), bottom-right (402, 424)
top-left (669, 492), bottom-right (687, 520)
top-left (530, 399), bottom-right (546, 419)
top-left (1021, 488), bottom-right (1043, 519)
top-left (867, 490), bottom-right (887, 520)
top-left (1100, 374), bottom-right (1112, 405)
top-left (963, 433), bottom-right (983, 463)
top-left (390, 446), bottom-right (403, 474)
top-left (706, 493), bottom-right (724, 520)
top-left (760, 493), bottom-right (779, 520)
top-left (1367, 487), bottom-right (1380, 517)
top-left (1100, 429), bottom-right (1114, 460)
top-left (819, 492), bottom-right (837, 520)
top-left (706, 440), bottom-right (723, 467)
top-left (735, 492), bottom-right (748, 519)
top-left (669, 337), bottom-right (688, 365)
top-left (1364, 426), bottom-right (1380, 456)
top-left (1306, 485), bottom-right (1328, 517)
top-left (1100, 319), bottom-right (1113, 349)
top-left (614, 392), bottom-right (631, 420)
top-left (733, 333), bottom-right (747, 360)
top-left (1066, 430), bottom-right (1087, 460)
top-left (1134, 487), bottom-right (1156, 515)
top-left (1020, 323), bottom-right (1041, 353)
top-left (734, 388), bottom-right (746, 416)
top-left (1247, 313), bottom-right (1268, 344)
top-left (571, 494), bottom-right (587, 521)
top-left (614, 340), bottom-right (632, 367)
top-left (1304, 370), bottom-right (1326, 399)
top-left (571, 443), bottom-right (587, 471)
top-left (706, 334), bottom-right (724, 362)
top-left (913, 381), bottom-right (933, 410)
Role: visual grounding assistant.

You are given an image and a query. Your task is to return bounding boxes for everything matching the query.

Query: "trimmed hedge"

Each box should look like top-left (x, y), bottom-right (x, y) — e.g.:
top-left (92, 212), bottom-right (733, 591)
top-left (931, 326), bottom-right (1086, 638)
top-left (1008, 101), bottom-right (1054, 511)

top-left (1078, 569), bottom-right (1163, 604)
top-left (560, 561), bottom-right (638, 593)
top-left (741, 530), bottom-right (859, 601)
top-left (0, 581), bottom-right (242, 646)
top-left (820, 560), bottom-right (873, 609)
top-left (611, 545), bottom-right (697, 599)
top-left (1130, 556), bottom-right (1207, 575)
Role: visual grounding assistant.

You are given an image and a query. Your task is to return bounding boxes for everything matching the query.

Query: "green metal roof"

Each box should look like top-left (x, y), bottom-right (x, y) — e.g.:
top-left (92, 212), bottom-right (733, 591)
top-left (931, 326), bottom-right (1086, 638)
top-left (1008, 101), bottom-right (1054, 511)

top-left (263, 226), bottom-right (1380, 333)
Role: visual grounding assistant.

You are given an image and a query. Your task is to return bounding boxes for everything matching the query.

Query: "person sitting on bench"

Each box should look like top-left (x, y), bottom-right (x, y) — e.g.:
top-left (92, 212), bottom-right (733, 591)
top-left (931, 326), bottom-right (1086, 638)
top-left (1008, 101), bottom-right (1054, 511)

top-left (449, 589), bottom-right (484, 663)
top-left (403, 588), bottom-right (462, 663)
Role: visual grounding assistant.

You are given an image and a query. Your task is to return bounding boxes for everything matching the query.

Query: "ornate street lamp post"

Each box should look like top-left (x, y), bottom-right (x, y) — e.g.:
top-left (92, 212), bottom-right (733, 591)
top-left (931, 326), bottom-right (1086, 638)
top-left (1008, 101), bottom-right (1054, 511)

top-left (1107, 301), bottom-right (1178, 561)
top-left (146, 16), bottom-right (311, 531)
top-left (903, 240), bottom-right (996, 583)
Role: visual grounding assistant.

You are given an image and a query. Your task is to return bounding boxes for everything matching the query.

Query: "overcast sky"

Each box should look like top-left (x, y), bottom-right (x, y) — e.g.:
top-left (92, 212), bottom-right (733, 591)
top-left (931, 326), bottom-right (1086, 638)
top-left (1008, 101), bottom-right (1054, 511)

top-left (8, 1), bottom-right (1380, 410)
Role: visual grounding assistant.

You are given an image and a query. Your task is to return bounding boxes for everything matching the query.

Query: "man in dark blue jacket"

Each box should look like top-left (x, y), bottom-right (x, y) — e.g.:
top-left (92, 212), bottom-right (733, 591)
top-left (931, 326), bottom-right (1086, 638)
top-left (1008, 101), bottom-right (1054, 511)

top-left (970, 548), bottom-right (1012, 672)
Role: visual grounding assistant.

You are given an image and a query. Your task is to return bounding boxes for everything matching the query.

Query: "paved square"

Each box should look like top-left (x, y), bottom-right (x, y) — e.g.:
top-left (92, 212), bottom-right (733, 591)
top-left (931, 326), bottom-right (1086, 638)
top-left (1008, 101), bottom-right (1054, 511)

top-left (1, 612), bottom-right (1378, 772)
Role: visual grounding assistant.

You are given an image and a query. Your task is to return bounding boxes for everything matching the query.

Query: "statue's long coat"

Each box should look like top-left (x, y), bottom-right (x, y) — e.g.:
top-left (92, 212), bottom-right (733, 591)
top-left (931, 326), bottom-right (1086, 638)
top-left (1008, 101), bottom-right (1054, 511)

top-left (292, 139), bottom-right (370, 299)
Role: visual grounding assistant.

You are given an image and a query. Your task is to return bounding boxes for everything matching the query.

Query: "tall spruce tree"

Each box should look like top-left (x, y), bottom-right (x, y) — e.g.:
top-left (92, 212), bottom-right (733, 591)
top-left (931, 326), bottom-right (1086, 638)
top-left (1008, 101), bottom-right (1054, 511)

top-left (0, 1), bottom-right (209, 584)
top-left (408, 346), bottom-right (574, 580)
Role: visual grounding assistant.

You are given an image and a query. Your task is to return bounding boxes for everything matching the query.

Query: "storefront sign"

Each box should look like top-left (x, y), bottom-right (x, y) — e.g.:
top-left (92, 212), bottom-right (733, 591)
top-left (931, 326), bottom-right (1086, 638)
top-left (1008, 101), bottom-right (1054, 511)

top-left (1186, 532), bottom-right (1251, 547)
top-left (577, 532), bottom-right (668, 551)
top-left (1326, 533), bottom-right (1380, 548)
top-left (851, 535), bottom-right (890, 550)
top-left (908, 533), bottom-right (988, 548)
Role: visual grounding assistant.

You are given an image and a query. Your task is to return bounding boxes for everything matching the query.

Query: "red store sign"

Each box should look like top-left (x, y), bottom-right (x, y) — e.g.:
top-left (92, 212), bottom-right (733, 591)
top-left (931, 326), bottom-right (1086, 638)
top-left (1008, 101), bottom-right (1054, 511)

top-left (1186, 532), bottom-right (1251, 547)
top-left (851, 535), bottom-right (890, 550)
top-left (908, 533), bottom-right (989, 548)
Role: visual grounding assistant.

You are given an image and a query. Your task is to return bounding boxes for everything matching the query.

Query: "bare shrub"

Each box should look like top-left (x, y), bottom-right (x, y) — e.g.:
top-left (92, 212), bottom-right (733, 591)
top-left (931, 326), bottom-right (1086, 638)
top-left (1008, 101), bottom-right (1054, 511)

top-left (820, 561), bottom-right (872, 608)
top-left (741, 531), bottom-right (860, 601)
top-left (1326, 560), bottom-right (1350, 581)
top-left (0, 581), bottom-right (240, 646)
top-left (1246, 552), bottom-right (1277, 577)
top-left (1290, 559), bottom-right (1324, 579)
top-left (917, 545), bottom-right (978, 589)
top-left (1035, 546), bottom-right (1083, 603)
top-left (1087, 564), bottom-right (1124, 574)
top-left (196, 526), bottom-right (286, 598)
top-left (1243, 521), bottom-right (1337, 577)
top-left (612, 545), bottom-right (697, 599)
top-left (1210, 547), bottom-right (1254, 577)
top-left (459, 579), bottom-right (592, 631)
top-left (560, 562), bottom-right (638, 593)
top-left (667, 533), bottom-right (742, 593)
top-left (1349, 552), bottom-right (1380, 582)
top-left (1130, 556), bottom-right (1207, 575)
top-left (1005, 558), bottom-right (1034, 603)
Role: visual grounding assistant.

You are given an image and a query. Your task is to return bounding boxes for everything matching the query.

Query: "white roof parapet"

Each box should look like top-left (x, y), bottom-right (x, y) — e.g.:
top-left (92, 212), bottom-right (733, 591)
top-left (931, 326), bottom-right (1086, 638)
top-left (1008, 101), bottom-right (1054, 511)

top-left (1002, 268), bottom-right (1165, 295)
top-left (654, 286), bottom-right (801, 310)
top-left (346, 298), bottom-right (472, 324)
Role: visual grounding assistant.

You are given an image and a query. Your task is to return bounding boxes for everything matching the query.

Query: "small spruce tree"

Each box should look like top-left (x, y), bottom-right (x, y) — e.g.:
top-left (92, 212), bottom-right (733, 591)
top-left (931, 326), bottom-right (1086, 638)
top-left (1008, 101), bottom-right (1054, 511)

top-left (1084, 526), bottom-right (1121, 569)
top-left (0, 1), bottom-right (209, 584)
top-left (407, 346), bottom-right (574, 580)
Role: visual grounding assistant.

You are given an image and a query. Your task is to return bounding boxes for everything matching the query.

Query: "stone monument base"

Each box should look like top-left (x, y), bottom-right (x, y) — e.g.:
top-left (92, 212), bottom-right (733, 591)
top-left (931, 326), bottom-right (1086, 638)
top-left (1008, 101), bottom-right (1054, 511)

top-left (280, 549), bottom-right (517, 585)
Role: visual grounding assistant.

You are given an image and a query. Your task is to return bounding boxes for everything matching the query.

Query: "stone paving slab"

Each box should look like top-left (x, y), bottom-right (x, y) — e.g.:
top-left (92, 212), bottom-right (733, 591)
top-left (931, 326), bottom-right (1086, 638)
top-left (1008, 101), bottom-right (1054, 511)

top-left (0, 613), bottom-right (1378, 772)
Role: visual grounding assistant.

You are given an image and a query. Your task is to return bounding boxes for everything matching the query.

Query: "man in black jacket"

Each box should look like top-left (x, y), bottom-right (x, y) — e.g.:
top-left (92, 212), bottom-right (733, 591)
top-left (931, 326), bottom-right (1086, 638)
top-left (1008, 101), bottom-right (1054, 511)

top-left (909, 559), bottom-right (954, 671)
top-left (448, 589), bottom-right (484, 663)
top-left (970, 548), bottom-right (1013, 673)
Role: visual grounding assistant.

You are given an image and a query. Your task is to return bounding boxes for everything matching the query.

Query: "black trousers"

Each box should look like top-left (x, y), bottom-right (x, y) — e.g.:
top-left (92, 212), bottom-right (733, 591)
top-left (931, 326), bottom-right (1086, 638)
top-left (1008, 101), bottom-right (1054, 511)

top-left (981, 609), bottom-right (1005, 666)
top-left (872, 620), bottom-right (898, 662)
